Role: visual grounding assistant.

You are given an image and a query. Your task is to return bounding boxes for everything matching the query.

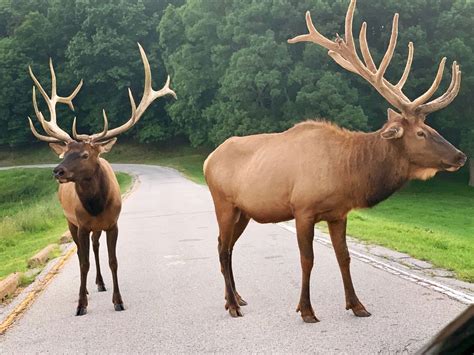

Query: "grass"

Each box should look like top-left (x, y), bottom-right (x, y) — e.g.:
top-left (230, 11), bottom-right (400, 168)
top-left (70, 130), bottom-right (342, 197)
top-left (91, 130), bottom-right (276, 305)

top-left (0, 142), bottom-right (473, 281)
top-left (0, 168), bottom-right (132, 280)
top-left (344, 172), bottom-right (474, 282)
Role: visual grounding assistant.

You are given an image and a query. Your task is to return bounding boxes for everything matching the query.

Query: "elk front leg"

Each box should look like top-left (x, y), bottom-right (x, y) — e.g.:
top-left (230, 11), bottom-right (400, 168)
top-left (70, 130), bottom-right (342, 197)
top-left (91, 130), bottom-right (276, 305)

top-left (76, 227), bottom-right (91, 316)
top-left (295, 214), bottom-right (319, 323)
top-left (106, 224), bottom-right (124, 311)
top-left (91, 231), bottom-right (106, 292)
top-left (328, 218), bottom-right (371, 317)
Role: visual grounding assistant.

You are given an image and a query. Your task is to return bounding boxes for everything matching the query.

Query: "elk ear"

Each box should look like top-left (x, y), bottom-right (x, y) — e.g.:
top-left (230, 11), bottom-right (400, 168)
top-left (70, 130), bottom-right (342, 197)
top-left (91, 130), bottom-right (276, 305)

top-left (96, 138), bottom-right (117, 155)
top-left (49, 143), bottom-right (68, 158)
top-left (387, 108), bottom-right (403, 122)
top-left (381, 124), bottom-right (404, 140)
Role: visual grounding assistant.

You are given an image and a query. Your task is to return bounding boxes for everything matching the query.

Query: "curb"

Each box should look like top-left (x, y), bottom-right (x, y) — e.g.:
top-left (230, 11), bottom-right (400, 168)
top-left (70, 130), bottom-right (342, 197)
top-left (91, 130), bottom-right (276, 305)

top-left (0, 245), bottom-right (76, 335)
top-left (59, 231), bottom-right (72, 244)
top-left (0, 273), bottom-right (21, 302)
top-left (27, 244), bottom-right (56, 268)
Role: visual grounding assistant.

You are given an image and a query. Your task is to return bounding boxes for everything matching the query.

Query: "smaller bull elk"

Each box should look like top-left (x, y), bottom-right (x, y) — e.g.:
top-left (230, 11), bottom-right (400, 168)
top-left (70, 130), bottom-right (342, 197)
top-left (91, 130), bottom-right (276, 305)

top-left (204, 0), bottom-right (466, 322)
top-left (27, 44), bottom-right (176, 315)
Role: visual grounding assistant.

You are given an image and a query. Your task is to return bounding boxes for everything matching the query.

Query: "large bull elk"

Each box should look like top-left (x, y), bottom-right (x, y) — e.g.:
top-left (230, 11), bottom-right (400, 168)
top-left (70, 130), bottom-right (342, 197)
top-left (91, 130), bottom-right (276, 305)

top-left (27, 44), bottom-right (176, 315)
top-left (204, 0), bottom-right (466, 323)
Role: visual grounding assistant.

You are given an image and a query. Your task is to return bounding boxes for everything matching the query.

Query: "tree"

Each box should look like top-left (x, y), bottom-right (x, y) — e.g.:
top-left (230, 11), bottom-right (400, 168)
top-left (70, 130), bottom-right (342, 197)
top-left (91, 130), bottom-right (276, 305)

top-left (0, 0), bottom-right (472, 184)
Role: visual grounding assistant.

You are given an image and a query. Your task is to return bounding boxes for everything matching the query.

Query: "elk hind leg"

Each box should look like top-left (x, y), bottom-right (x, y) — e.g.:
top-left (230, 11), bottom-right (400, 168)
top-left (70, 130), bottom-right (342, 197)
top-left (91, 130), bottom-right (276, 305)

top-left (217, 205), bottom-right (242, 317)
top-left (295, 214), bottom-right (319, 323)
top-left (106, 225), bottom-right (124, 311)
top-left (328, 218), bottom-right (370, 317)
top-left (91, 231), bottom-right (106, 292)
top-left (228, 213), bottom-right (250, 307)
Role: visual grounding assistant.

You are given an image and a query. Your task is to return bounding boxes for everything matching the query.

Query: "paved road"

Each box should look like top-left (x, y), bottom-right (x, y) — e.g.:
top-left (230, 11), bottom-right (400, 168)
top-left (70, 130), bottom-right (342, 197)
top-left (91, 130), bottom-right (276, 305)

top-left (0, 165), bottom-right (468, 353)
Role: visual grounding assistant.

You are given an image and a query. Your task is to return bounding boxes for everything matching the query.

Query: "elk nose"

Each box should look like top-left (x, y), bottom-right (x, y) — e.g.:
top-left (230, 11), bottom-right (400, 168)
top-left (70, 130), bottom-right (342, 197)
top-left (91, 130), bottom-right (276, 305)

top-left (455, 151), bottom-right (467, 167)
top-left (53, 166), bottom-right (65, 178)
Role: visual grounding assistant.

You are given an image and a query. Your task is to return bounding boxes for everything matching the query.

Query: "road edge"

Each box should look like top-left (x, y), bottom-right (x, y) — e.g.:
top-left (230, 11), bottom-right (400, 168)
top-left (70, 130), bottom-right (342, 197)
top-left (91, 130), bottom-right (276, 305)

top-left (277, 222), bottom-right (474, 305)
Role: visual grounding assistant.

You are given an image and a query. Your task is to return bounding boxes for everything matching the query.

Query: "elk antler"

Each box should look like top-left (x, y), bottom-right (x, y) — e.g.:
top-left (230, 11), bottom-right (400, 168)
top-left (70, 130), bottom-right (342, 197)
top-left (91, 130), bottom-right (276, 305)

top-left (73, 43), bottom-right (177, 143)
top-left (28, 59), bottom-right (83, 143)
top-left (288, 0), bottom-right (461, 118)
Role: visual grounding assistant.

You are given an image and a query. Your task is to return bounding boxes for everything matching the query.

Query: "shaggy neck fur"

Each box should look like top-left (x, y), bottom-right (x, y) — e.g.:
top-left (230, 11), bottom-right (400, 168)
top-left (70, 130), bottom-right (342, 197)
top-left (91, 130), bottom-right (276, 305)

top-left (75, 162), bottom-right (109, 216)
top-left (346, 130), bottom-right (410, 208)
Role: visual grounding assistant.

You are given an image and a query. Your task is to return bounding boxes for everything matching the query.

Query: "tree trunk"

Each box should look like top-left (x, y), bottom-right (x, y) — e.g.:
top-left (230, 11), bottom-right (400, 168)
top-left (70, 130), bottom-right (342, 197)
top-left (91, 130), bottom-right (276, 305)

top-left (469, 159), bottom-right (474, 187)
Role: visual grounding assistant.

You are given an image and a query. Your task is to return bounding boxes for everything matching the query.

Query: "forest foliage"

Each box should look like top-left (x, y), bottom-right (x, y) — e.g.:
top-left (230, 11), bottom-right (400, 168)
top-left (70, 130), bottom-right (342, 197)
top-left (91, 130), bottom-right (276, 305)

top-left (0, 0), bottom-right (472, 159)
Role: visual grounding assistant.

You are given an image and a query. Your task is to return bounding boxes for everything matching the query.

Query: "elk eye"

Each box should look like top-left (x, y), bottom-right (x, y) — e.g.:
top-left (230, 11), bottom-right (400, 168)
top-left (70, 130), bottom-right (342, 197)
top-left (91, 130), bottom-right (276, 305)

top-left (81, 153), bottom-right (89, 159)
top-left (417, 131), bottom-right (426, 138)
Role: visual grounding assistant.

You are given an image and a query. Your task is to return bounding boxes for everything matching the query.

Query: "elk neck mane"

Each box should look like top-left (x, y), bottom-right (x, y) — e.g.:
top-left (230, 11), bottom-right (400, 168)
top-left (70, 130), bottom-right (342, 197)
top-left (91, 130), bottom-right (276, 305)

top-left (74, 162), bottom-right (110, 217)
top-left (293, 120), bottom-right (411, 208)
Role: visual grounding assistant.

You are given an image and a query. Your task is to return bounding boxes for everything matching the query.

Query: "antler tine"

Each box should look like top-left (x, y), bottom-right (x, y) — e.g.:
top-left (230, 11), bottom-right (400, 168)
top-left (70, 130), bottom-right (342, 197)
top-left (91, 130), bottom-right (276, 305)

top-left (27, 117), bottom-right (61, 143)
top-left (89, 43), bottom-right (176, 143)
top-left (154, 75), bottom-right (177, 100)
top-left (29, 66), bottom-right (51, 109)
top-left (287, 11), bottom-right (339, 51)
top-left (72, 117), bottom-right (89, 141)
top-left (410, 57), bottom-right (446, 108)
top-left (359, 22), bottom-right (376, 73)
top-left (376, 13), bottom-right (399, 84)
top-left (396, 42), bottom-right (414, 89)
top-left (59, 80), bottom-right (83, 111)
top-left (344, 0), bottom-right (357, 50)
top-left (138, 43), bottom-right (177, 102)
top-left (74, 109), bottom-right (109, 141)
top-left (418, 62), bottom-right (461, 114)
top-left (32, 86), bottom-right (55, 136)
top-left (49, 58), bottom-right (57, 100)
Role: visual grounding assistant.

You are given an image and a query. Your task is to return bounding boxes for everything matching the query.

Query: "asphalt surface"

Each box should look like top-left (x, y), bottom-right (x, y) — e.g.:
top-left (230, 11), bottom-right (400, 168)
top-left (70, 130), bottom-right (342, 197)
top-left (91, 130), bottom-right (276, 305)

top-left (0, 164), bottom-right (468, 353)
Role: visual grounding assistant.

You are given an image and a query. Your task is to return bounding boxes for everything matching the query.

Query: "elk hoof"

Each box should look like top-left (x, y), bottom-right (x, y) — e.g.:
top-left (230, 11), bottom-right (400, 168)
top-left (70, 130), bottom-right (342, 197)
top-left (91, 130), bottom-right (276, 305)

top-left (236, 294), bottom-right (248, 306)
top-left (97, 284), bottom-right (107, 292)
top-left (296, 304), bottom-right (319, 323)
top-left (352, 307), bottom-right (371, 317)
top-left (114, 303), bottom-right (125, 311)
top-left (347, 302), bottom-right (371, 317)
top-left (76, 307), bottom-right (87, 316)
top-left (228, 307), bottom-right (243, 318)
top-left (302, 315), bottom-right (320, 323)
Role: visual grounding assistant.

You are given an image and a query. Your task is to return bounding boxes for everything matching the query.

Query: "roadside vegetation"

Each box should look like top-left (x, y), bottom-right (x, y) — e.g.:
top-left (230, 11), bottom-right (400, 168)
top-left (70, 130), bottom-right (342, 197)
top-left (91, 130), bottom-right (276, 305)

top-left (0, 168), bottom-right (132, 280)
top-left (346, 171), bottom-right (474, 282)
top-left (1, 143), bottom-right (472, 281)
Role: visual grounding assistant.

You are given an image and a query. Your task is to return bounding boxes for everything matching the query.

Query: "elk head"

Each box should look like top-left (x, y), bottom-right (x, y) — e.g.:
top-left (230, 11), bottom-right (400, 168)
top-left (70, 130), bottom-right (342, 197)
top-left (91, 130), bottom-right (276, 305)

top-left (289, 0), bottom-right (467, 178)
top-left (27, 44), bottom-right (176, 183)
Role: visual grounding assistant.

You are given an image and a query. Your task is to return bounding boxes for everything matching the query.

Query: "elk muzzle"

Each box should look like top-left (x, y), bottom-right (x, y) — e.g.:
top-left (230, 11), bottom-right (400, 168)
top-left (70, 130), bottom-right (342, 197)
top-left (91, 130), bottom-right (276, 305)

top-left (442, 151), bottom-right (467, 172)
top-left (53, 165), bottom-right (70, 183)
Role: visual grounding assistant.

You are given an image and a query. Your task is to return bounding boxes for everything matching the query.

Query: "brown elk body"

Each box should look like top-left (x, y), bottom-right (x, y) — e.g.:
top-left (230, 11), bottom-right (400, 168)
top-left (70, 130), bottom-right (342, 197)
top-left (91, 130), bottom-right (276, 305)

top-left (27, 44), bottom-right (176, 315)
top-left (204, 0), bottom-right (466, 323)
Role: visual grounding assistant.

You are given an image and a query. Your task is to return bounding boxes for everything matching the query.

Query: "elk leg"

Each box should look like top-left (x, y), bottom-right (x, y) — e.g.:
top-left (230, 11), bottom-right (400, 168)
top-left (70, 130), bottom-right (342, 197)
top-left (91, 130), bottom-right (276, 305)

top-left (217, 206), bottom-right (242, 317)
top-left (76, 227), bottom-right (91, 316)
top-left (68, 221), bottom-right (90, 296)
top-left (91, 231), bottom-right (106, 292)
top-left (228, 214), bottom-right (250, 306)
top-left (106, 224), bottom-right (124, 311)
top-left (295, 214), bottom-right (319, 323)
top-left (328, 218), bottom-right (371, 317)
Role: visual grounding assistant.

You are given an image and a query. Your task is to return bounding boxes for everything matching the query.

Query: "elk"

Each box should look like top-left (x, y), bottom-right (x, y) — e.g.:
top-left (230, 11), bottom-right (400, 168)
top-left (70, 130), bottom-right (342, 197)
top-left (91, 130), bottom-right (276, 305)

top-left (27, 44), bottom-right (176, 316)
top-left (204, 0), bottom-right (466, 323)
